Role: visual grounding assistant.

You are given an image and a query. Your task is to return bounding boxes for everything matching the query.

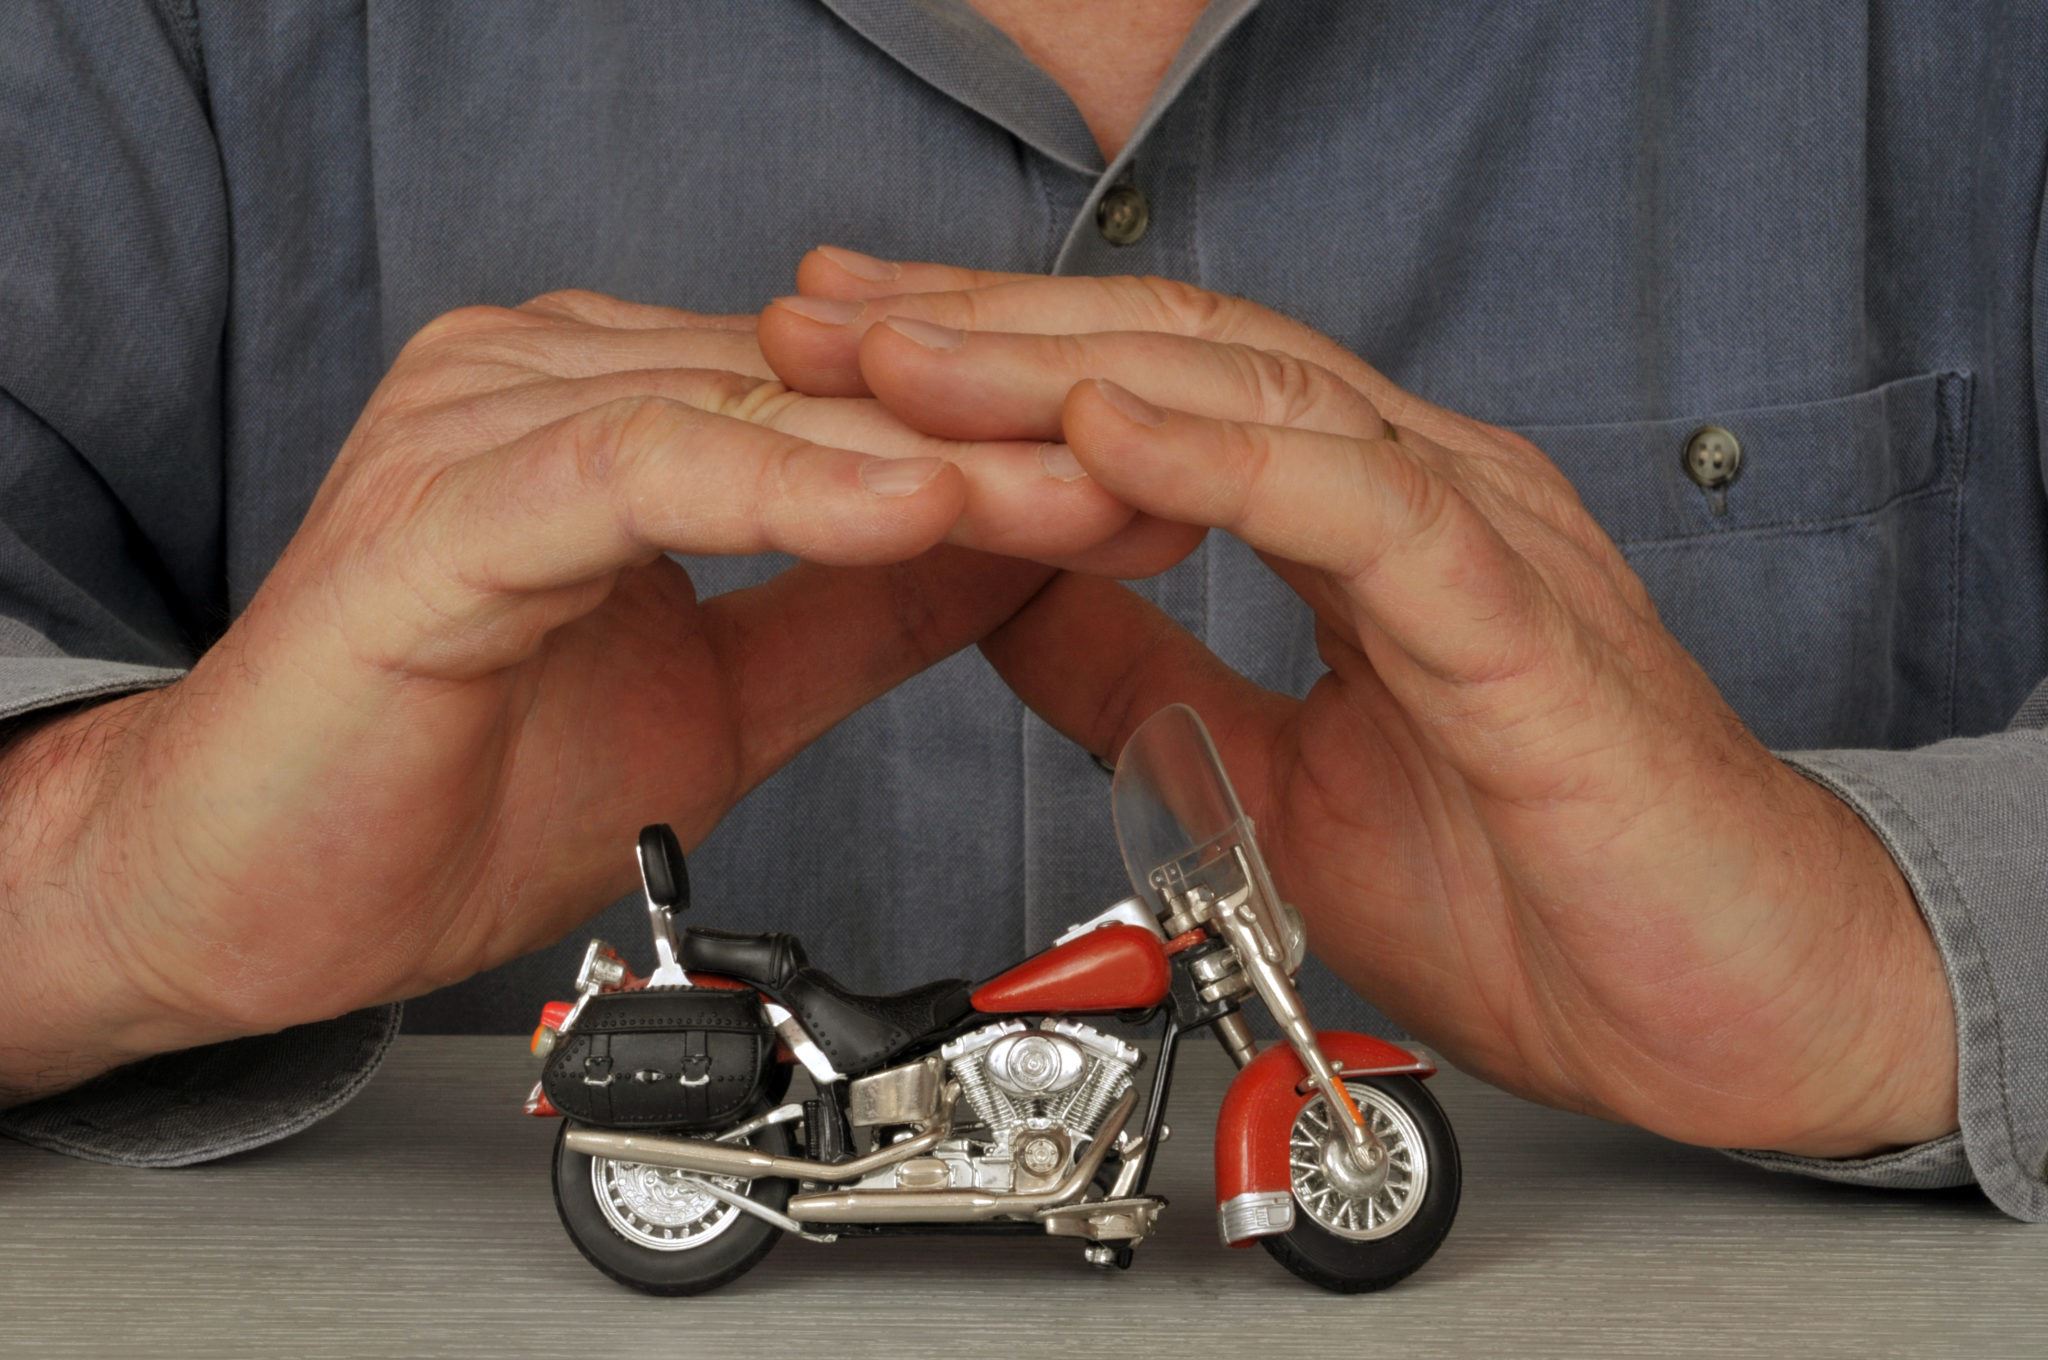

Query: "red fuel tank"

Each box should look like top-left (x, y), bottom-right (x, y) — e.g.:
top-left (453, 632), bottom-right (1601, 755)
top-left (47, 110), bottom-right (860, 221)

top-left (971, 925), bottom-right (1171, 1014)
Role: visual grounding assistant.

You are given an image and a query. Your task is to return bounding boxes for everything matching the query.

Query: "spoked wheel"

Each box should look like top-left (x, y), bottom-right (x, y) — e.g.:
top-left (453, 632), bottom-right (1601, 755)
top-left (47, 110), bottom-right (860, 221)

top-left (552, 1121), bottom-right (792, 1295)
top-left (1262, 1076), bottom-right (1460, 1293)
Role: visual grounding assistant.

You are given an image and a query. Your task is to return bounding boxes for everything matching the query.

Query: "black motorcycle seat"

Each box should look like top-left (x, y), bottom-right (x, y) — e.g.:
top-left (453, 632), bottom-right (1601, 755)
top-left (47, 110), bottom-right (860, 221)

top-left (681, 926), bottom-right (808, 990)
top-left (680, 926), bottom-right (971, 1074)
top-left (778, 970), bottom-right (975, 1075)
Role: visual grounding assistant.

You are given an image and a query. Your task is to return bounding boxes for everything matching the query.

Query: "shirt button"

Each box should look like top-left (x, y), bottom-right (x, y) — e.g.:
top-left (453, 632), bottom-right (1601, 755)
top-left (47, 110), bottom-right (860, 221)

top-left (1095, 184), bottom-right (1151, 247)
top-left (1682, 425), bottom-right (1742, 489)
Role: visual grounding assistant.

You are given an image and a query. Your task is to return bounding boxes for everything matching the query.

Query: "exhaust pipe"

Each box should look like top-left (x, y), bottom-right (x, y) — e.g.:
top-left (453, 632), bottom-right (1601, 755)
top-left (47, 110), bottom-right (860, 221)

top-left (564, 1085), bottom-right (1142, 1230)
top-left (561, 1087), bottom-right (957, 1184)
top-left (787, 1088), bottom-right (1138, 1224)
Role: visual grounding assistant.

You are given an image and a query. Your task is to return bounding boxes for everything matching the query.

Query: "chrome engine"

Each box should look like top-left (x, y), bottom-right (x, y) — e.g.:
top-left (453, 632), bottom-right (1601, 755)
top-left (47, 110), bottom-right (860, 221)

top-left (853, 1018), bottom-right (1140, 1195)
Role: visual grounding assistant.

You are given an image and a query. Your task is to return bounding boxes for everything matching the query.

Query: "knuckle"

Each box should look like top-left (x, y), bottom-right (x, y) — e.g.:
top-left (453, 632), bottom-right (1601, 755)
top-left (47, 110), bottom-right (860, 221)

top-left (408, 304), bottom-right (524, 351)
top-left (1469, 572), bottom-right (1560, 686)
top-left (370, 373), bottom-right (501, 443)
top-left (1132, 275), bottom-right (1232, 338)
top-left (562, 396), bottom-right (688, 491)
top-left (1048, 330), bottom-right (1097, 377)
top-left (1452, 447), bottom-right (1528, 510)
top-left (392, 306), bottom-right (547, 389)
top-left (518, 287), bottom-right (610, 317)
top-left (1212, 418), bottom-right (1276, 523)
top-left (546, 397), bottom-right (700, 564)
top-left (1230, 344), bottom-right (1323, 427)
top-left (1384, 445), bottom-right (1457, 542)
top-left (1551, 521), bottom-right (1661, 632)
top-left (754, 428), bottom-right (816, 496)
top-left (747, 431), bottom-right (820, 551)
top-left (1465, 430), bottom-right (1616, 563)
top-left (1484, 422), bottom-right (1548, 465)
top-left (1341, 439), bottom-right (1457, 582)
top-left (945, 288), bottom-right (995, 335)
top-left (708, 373), bottom-right (800, 427)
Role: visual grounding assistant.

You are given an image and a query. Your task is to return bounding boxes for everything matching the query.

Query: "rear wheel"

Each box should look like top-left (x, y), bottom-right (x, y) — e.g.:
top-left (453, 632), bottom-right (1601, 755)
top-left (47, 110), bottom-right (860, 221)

top-left (1261, 1076), bottom-right (1459, 1293)
top-left (552, 1121), bottom-right (791, 1296)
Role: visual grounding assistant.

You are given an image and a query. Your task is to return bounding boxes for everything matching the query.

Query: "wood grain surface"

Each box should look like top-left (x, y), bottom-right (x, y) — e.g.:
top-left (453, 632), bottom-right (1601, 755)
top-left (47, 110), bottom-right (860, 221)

top-left (1, 1036), bottom-right (2037, 1359)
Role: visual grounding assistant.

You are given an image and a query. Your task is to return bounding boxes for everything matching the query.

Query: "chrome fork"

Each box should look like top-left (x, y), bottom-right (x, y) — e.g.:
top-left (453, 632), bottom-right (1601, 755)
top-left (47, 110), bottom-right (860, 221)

top-left (1207, 852), bottom-right (1387, 1170)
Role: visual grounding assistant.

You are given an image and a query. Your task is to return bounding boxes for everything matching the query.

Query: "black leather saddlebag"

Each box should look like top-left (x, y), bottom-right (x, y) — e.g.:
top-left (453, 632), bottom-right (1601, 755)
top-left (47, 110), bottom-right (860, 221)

top-left (542, 987), bottom-right (772, 1131)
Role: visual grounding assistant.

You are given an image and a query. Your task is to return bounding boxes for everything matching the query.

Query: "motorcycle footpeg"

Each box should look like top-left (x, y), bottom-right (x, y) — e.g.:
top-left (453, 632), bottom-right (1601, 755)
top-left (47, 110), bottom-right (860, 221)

top-left (1037, 1195), bottom-right (1166, 1244)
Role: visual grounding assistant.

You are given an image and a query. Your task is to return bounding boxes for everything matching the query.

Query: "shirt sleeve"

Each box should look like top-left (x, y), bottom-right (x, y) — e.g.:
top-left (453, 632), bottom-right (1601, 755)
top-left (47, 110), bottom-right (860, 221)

top-left (1721, 677), bottom-right (2048, 1221)
top-left (0, 0), bottom-right (396, 1169)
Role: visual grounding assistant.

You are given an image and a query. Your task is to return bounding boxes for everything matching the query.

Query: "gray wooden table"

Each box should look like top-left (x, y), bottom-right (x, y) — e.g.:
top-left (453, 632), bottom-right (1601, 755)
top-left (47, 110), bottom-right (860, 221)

top-left (2, 1037), bottom-right (2039, 1359)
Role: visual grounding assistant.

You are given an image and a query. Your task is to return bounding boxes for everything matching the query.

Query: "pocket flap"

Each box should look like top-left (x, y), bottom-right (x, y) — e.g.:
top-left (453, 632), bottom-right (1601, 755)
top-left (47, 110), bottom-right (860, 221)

top-left (1512, 371), bottom-right (1969, 545)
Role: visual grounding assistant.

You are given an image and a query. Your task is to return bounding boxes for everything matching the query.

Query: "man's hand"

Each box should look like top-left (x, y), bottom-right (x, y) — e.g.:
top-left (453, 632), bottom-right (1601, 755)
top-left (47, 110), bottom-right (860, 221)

top-left (757, 254), bottom-right (1960, 1159)
top-left (0, 289), bottom-right (1164, 1101)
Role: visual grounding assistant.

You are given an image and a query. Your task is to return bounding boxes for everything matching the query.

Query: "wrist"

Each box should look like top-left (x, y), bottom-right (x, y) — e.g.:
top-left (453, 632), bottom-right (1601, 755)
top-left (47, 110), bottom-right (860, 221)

top-left (0, 688), bottom-right (238, 1103)
top-left (1759, 770), bottom-right (1959, 1158)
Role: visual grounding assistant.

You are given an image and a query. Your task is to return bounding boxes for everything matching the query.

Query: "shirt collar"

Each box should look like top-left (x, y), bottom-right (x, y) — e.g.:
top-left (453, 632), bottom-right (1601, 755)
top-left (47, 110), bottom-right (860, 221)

top-left (818, 0), bottom-right (1264, 178)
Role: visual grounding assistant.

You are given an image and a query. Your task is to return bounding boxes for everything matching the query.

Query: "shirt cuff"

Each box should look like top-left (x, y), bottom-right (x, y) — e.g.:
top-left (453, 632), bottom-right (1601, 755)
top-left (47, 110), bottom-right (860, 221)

top-left (1718, 742), bottom-right (2048, 1221)
top-left (1725, 1130), bottom-right (1971, 1190)
top-left (0, 651), bottom-right (184, 730)
top-left (0, 1004), bottom-right (400, 1166)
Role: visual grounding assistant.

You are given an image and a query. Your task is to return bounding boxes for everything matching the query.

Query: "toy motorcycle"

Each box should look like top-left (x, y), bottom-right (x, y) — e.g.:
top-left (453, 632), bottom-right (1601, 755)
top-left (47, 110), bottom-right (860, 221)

top-left (524, 704), bottom-right (1460, 1295)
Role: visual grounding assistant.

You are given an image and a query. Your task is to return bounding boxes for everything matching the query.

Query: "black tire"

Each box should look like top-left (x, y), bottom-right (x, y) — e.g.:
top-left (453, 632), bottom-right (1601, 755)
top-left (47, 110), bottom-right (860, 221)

top-left (552, 1120), bottom-right (791, 1296)
top-left (1260, 1076), bottom-right (1460, 1294)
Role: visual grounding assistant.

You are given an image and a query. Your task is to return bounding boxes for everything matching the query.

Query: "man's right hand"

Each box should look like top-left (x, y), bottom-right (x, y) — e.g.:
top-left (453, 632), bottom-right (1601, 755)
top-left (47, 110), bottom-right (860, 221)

top-left (0, 289), bottom-right (1157, 1102)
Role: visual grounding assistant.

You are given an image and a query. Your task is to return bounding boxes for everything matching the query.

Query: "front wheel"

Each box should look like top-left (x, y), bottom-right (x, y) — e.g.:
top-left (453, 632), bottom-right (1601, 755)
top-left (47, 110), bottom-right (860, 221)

top-left (552, 1120), bottom-right (792, 1296)
top-left (1261, 1076), bottom-right (1460, 1293)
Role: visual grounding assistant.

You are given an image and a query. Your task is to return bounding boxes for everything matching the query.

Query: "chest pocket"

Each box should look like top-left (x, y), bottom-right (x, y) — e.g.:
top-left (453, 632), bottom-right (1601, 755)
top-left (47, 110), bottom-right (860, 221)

top-left (1515, 371), bottom-right (1972, 751)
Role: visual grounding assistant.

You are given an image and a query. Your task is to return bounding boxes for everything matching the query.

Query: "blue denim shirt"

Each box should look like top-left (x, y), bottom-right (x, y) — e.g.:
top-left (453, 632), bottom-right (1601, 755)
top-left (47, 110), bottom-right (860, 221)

top-left (2, 1), bottom-right (2045, 1218)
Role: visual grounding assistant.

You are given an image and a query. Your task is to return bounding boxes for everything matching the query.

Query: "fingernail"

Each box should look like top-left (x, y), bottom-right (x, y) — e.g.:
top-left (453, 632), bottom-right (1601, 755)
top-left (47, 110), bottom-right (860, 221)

top-left (1038, 442), bottom-right (1088, 482)
top-left (882, 317), bottom-right (965, 351)
top-left (817, 244), bottom-right (900, 282)
top-left (860, 456), bottom-right (946, 497)
top-left (1094, 379), bottom-right (1165, 426)
top-left (772, 295), bottom-right (865, 325)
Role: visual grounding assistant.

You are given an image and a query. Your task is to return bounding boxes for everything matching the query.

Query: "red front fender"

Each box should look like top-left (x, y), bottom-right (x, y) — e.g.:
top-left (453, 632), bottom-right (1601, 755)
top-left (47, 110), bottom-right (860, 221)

top-left (1213, 1030), bottom-right (1434, 1245)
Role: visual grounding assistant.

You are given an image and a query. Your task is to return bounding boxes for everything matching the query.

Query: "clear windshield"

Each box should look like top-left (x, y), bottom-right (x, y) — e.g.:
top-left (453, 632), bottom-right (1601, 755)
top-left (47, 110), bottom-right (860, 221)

top-left (1111, 705), bottom-right (1283, 937)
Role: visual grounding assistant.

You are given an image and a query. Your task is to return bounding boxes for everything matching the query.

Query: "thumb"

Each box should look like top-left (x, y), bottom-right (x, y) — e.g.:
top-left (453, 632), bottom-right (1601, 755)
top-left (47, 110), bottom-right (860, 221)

top-left (980, 572), bottom-right (1290, 781)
